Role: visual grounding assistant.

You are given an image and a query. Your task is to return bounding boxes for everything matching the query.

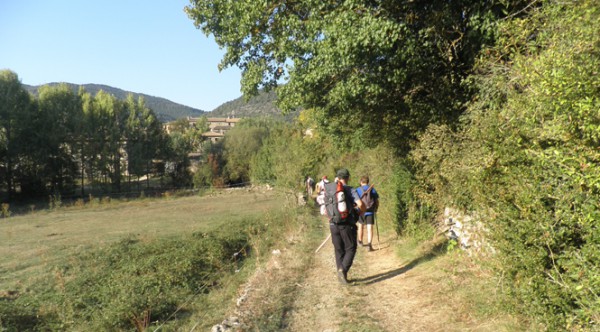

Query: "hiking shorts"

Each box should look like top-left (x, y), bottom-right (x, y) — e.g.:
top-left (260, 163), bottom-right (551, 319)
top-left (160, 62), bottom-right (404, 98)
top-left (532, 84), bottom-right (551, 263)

top-left (358, 214), bottom-right (375, 225)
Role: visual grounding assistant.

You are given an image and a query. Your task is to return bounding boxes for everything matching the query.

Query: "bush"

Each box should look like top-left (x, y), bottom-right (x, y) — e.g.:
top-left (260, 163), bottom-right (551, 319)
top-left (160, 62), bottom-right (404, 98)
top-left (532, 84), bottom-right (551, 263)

top-left (411, 1), bottom-right (600, 329)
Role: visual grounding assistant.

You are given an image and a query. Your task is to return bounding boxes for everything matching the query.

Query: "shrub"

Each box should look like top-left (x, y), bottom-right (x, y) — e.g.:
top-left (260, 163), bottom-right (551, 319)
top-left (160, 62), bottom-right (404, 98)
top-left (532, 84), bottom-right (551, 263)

top-left (411, 1), bottom-right (600, 329)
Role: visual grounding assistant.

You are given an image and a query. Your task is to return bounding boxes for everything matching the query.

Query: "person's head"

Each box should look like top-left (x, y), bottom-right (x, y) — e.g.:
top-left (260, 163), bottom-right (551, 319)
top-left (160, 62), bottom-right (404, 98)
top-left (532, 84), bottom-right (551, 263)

top-left (360, 175), bottom-right (369, 185)
top-left (336, 168), bottom-right (350, 183)
top-left (322, 175), bottom-right (328, 181)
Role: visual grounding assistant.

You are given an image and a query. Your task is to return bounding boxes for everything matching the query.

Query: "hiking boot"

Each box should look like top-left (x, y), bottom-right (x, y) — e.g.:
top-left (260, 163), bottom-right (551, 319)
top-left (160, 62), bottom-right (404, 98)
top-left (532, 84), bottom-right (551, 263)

top-left (357, 240), bottom-right (363, 246)
top-left (365, 243), bottom-right (373, 252)
top-left (337, 269), bottom-right (349, 285)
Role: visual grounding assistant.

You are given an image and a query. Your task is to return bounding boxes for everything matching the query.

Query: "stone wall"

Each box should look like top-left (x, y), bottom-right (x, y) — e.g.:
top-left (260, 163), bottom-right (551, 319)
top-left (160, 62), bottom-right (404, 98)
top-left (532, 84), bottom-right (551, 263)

top-left (442, 207), bottom-right (495, 256)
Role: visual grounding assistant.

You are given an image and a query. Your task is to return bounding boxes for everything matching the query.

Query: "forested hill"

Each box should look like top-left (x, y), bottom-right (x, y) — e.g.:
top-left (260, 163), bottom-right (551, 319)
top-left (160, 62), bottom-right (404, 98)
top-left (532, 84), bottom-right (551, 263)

top-left (24, 83), bottom-right (205, 122)
top-left (208, 90), bottom-right (297, 121)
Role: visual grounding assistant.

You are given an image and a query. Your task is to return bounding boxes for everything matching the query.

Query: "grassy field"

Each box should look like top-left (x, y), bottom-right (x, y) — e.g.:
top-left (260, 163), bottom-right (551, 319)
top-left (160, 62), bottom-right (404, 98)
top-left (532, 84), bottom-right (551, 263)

top-left (0, 188), bottom-right (282, 291)
top-left (0, 187), bottom-right (305, 331)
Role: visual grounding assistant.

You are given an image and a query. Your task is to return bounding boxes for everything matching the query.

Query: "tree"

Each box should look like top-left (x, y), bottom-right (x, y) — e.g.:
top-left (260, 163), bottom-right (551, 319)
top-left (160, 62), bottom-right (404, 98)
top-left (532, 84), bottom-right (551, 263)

top-left (0, 70), bottom-right (32, 199)
top-left (186, 0), bottom-right (531, 153)
top-left (166, 131), bottom-right (194, 187)
top-left (222, 122), bottom-right (269, 184)
top-left (34, 84), bottom-right (82, 195)
top-left (124, 94), bottom-right (166, 189)
top-left (91, 90), bottom-right (127, 192)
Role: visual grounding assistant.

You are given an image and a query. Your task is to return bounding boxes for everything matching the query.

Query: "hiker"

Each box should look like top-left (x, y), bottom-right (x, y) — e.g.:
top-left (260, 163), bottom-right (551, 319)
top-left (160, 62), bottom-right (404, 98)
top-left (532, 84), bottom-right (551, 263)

top-left (315, 176), bottom-right (329, 215)
top-left (305, 176), bottom-right (315, 198)
top-left (356, 176), bottom-right (379, 252)
top-left (325, 168), bottom-right (365, 284)
top-left (315, 175), bottom-right (329, 196)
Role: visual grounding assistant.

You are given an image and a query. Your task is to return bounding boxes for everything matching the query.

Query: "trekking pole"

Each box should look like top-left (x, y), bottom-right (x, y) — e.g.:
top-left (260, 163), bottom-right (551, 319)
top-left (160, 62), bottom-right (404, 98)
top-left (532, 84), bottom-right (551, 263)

top-left (375, 213), bottom-right (381, 250)
top-left (315, 234), bottom-right (331, 253)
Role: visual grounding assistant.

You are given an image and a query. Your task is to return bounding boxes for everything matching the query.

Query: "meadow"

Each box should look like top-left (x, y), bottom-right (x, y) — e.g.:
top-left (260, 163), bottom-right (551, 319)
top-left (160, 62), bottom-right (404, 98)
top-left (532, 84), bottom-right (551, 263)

top-left (0, 187), bottom-right (304, 331)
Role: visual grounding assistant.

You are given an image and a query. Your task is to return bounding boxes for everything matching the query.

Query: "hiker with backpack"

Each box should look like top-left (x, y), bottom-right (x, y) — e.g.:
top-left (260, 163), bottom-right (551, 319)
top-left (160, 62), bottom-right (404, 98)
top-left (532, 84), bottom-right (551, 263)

top-left (305, 176), bottom-right (315, 198)
top-left (324, 168), bottom-right (365, 284)
top-left (356, 176), bottom-right (379, 252)
top-left (315, 175), bottom-right (329, 196)
top-left (315, 175), bottom-right (330, 216)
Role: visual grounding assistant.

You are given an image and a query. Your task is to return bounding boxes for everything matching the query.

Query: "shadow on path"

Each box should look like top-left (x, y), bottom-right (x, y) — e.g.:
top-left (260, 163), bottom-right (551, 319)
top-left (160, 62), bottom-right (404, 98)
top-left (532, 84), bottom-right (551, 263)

top-left (352, 242), bottom-right (445, 286)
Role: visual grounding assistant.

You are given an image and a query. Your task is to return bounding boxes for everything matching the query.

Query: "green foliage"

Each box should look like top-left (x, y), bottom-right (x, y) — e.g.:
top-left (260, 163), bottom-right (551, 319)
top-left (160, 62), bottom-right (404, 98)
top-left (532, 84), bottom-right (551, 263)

top-left (0, 73), bottom-right (182, 198)
top-left (223, 122), bottom-right (269, 183)
top-left (0, 70), bottom-right (33, 199)
top-left (0, 203), bottom-right (10, 218)
top-left (58, 234), bottom-right (240, 330)
top-left (186, 0), bottom-right (530, 152)
top-left (411, 1), bottom-right (600, 329)
top-left (482, 3), bottom-right (599, 329)
top-left (250, 120), bottom-right (327, 189)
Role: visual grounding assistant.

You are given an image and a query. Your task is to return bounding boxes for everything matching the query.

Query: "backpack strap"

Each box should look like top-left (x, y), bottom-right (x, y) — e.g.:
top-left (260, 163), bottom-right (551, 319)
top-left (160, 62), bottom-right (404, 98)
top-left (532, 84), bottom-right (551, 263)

top-left (358, 184), bottom-right (374, 198)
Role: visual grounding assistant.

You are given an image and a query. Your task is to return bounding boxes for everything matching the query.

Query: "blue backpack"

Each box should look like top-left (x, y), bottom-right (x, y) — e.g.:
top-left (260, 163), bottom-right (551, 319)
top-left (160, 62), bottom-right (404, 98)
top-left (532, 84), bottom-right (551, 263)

top-left (357, 185), bottom-right (377, 212)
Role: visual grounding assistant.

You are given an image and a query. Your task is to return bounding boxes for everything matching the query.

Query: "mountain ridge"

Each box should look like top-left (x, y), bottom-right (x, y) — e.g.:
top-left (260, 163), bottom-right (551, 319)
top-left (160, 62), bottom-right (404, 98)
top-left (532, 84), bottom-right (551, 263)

top-left (23, 82), bottom-right (205, 122)
top-left (24, 82), bottom-right (288, 122)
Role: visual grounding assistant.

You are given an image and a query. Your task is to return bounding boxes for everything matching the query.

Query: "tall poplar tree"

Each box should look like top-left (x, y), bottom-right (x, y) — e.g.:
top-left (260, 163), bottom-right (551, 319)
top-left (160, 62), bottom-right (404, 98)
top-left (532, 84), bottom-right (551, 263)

top-left (36, 84), bottom-right (82, 194)
top-left (0, 70), bottom-right (32, 198)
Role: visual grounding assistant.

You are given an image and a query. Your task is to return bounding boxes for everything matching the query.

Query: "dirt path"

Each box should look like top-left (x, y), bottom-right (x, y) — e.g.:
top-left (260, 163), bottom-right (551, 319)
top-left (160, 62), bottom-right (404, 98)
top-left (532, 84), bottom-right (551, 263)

top-left (223, 217), bottom-right (509, 332)
top-left (284, 232), bottom-right (452, 332)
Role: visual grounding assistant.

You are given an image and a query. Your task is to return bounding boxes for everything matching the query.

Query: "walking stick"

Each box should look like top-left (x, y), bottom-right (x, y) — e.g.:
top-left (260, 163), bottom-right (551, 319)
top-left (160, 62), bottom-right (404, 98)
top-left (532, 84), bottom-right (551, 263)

top-left (315, 234), bottom-right (331, 253)
top-left (375, 213), bottom-right (380, 250)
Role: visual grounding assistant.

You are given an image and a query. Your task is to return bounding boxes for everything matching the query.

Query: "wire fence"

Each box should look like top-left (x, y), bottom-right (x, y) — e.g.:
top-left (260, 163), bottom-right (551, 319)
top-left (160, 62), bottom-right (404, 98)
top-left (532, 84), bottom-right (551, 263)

top-left (2, 180), bottom-right (290, 217)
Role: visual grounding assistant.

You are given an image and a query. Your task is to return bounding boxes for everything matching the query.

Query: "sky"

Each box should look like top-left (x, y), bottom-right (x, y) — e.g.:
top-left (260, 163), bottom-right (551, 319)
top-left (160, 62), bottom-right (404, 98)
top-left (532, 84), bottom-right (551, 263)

top-left (0, 0), bottom-right (242, 112)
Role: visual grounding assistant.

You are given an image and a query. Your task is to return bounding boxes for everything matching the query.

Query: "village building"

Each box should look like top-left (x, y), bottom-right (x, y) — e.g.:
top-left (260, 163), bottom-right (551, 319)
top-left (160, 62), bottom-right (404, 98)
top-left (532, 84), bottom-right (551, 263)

top-left (202, 117), bottom-right (240, 142)
top-left (164, 116), bottom-right (241, 142)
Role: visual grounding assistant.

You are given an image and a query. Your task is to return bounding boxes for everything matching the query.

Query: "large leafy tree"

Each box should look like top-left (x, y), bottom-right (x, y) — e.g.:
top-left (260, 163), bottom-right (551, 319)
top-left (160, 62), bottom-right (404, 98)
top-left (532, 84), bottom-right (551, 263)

top-left (0, 70), bottom-right (33, 198)
top-left (186, 0), bottom-right (530, 152)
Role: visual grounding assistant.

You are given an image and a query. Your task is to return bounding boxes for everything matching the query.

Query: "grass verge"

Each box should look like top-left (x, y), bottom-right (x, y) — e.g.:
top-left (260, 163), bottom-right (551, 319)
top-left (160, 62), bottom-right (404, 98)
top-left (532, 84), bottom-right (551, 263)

top-left (0, 187), bottom-right (303, 331)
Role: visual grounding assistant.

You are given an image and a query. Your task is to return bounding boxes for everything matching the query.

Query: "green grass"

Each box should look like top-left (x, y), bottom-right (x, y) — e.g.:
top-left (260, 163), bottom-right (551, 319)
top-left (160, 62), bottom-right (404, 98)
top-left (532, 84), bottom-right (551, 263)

top-left (0, 189), bottom-right (279, 291)
top-left (0, 188), bottom-right (294, 331)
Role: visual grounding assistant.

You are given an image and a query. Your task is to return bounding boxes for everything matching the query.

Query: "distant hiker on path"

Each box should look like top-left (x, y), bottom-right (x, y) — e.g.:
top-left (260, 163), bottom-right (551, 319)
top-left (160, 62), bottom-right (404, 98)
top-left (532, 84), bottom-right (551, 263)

top-left (315, 175), bottom-right (329, 196)
top-left (305, 176), bottom-right (315, 198)
top-left (315, 176), bottom-right (330, 215)
top-left (356, 176), bottom-right (379, 252)
top-left (324, 168), bottom-right (365, 284)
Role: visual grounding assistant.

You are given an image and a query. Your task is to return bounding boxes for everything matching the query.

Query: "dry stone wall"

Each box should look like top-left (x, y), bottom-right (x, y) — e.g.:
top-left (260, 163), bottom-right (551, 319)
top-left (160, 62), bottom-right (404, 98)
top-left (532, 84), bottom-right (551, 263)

top-left (442, 207), bottom-right (495, 256)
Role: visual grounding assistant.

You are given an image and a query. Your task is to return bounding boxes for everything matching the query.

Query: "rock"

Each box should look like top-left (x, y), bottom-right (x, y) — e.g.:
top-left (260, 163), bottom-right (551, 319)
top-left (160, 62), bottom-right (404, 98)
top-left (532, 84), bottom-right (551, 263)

top-left (211, 317), bottom-right (241, 332)
top-left (297, 192), bottom-right (307, 206)
top-left (211, 324), bottom-right (225, 332)
top-left (442, 206), bottom-right (494, 255)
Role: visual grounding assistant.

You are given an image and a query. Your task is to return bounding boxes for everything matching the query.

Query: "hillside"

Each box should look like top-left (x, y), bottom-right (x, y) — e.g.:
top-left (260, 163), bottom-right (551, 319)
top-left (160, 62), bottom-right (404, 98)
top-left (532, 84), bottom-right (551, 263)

top-left (208, 89), bottom-right (297, 121)
top-left (24, 83), bottom-right (205, 122)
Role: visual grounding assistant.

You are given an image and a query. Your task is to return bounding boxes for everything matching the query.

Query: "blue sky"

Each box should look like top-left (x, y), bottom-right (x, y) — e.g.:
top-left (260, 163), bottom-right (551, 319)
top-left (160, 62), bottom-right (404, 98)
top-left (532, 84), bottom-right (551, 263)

top-left (0, 0), bottom-right (242, 112)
